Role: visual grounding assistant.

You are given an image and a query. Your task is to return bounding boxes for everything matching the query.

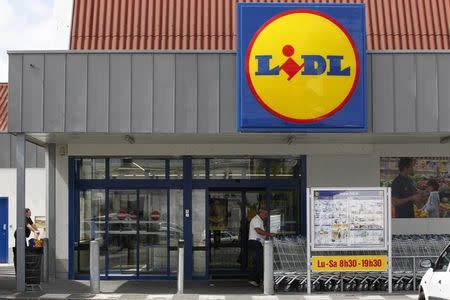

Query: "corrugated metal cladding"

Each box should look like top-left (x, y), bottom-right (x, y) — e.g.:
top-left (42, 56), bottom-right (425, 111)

top-left (70, 0), bottom-right (450, 50)
top-left (7, 52), bottom-right (450, 134)
top-left (0, 134), bottom-right (45, 168)
top-left (0, 83), bottom-right (7, 132)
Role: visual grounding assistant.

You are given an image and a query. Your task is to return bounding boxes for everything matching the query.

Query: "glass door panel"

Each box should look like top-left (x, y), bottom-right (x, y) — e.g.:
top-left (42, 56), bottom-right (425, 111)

top-left (138, 190), bottom-right (168, 275)
top-left (108, 190), bottom-right (138, 275)
top-left (209, 191), bottom-right (244, 272)
top-left (192, 189), bottom-right (206, 276)
top-left (169, 190), bottom-right (183, 274)
top-left (77, 190), bottom-right (106, 274)
top-left (271, 189), bottom-right (299, 235)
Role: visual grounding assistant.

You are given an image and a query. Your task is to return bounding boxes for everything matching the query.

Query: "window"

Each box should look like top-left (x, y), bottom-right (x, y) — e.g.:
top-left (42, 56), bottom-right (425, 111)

top-left (434, 247), bottom-right (450, 272)
top-left (110, 159), bottom-right (166, 179)
top-left (169, 160), bottom-right (183, 179)
top-left (76, 158), bottom-right (105, 179)
top-left (209, 158), bottom-right (266, 179)
top-left (269, 158), bottom-right (301, 179)
top-left (192, 159), bottom-right (206, 179)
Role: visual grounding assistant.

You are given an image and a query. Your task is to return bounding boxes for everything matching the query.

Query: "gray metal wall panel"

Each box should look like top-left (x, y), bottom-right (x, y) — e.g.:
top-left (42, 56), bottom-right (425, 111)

top-left (394, 54), bottom-right (416, 132)
top-left (36, 146), bottom-right (45, 168)
top-left (44, 54), bottom-right (66, 132)
top-left (372, 54), bottom-right (394, 133)
top-left (22, 55), bottom-right (44, 132)
top-left (65, 55), bottom-right (88, 132)
top-left (366, 55), bottom-right (373, 132)
top-left (416, 55), bottom-right (438, 132)
top-left (87, 54), bottom-right (109, 132)
top-left (437, 56), bottom-right (450, 132)
top-left (8, 55), bottom-right (23, 132)
top-left (219, 54), bottom-right (236, 133)
top-left (9, 52), bottom-right (450, 135)
top-left (131, 54), bottom-right (153, 133)
top-left (25, 143), bottom-right (36, 168)
top-left (197, 55), bottom-right (220, 133)
top-left (9, 135), bottom-right (16, 168)
top-left (175, 55), bottom-right (197, 133)
top-left (153, 54), bottom-right (175, 133)
top-left (0, 134), bottom-right (11, 168)
top-left (0, 134), bottom-right (44, 168)
top-left (109, 54), bottom-right (131, 133)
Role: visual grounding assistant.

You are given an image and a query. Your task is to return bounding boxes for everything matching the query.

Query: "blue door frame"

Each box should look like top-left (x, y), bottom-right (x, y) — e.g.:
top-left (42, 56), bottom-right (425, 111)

top-left (68, 156), bottom-right (307, 280)
top-left (0, 197), bottom-right (8, 263)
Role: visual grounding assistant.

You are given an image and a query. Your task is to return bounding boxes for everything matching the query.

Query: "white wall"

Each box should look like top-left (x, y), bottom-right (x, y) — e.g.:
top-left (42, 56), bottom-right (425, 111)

top-left (0, 168), bottom-right (46, 263)
top-left (307, 154), bottom-right (379, 187)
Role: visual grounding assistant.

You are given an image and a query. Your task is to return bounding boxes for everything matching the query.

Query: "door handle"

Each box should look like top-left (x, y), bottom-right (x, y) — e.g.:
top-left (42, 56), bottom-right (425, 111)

top-left (2, 224), bottom-right (5, 230)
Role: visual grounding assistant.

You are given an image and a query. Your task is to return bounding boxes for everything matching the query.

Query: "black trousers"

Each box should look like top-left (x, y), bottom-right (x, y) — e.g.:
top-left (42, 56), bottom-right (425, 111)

top-left (248, 240), bottom-right (263, 283)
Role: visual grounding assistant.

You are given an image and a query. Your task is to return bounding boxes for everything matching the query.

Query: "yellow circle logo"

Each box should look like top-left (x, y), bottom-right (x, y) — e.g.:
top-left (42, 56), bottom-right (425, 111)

top-left (246, 10), bottom-right (359, 123)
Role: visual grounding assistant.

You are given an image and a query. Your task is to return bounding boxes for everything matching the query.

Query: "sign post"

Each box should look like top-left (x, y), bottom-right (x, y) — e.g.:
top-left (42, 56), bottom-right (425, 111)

top-left (307, 187), bottom-right (391, 293)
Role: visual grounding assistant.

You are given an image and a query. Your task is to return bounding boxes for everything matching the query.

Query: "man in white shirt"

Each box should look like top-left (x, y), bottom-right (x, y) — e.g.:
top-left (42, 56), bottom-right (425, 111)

top-left (248, 208), bottom-right (276, 287)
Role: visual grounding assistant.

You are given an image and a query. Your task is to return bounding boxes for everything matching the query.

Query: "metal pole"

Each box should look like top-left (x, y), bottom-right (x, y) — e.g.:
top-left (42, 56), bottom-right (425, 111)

top-left (16, 134), bottom-right (26, 292)
top-left (263, 239), bottom-right (274, 295)
top-left (177, 240), bottom-right (184, 294)
top-left (90, 239), bottom-right (100, 293)
top-left (388, 187), bottom-right (392, 294)
top-left (41, 238), bottom-right (49, 282)
top-left (413, 257), bottom-right (416, 291)
top-left (306, 188), bottom-right (312, 294)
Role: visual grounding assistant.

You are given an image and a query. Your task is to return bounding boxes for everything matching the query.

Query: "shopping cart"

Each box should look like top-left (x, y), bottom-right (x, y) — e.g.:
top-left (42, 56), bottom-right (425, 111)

top-left (273, 236), bottom-right (308, 292)
top-left (273, 234), bottom-right (449, 293)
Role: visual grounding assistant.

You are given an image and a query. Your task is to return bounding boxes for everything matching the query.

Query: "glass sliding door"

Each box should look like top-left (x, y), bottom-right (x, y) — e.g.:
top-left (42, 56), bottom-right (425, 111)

top-left (76, 189), bottom-right (106, 274)
top-left (108, 190), bottom-right (138, 276)
top-left (169, 190), bottom-right (183, 275)
top-left (270, 189), bottom-right (299, 235)
top-left (209, 190), bottom-right (260, 274)
top-left (192, 189), bottom-right (207, 277)
top-left (138, 190), bottom-right (168, 275)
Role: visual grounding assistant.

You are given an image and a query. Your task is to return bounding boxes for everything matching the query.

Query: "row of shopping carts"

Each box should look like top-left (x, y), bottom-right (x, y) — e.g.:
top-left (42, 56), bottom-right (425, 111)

top-left (273, 234), bottom-right (450, 292)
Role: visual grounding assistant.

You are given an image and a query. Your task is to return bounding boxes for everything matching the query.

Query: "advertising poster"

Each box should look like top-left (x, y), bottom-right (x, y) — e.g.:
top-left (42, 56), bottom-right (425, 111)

top-left (312, 189), bottom-right (387, 250)
top-left (380, 157), bottom-right (450, 218)
top-left (34, 216), bottom-right (46, 230)
top-left (209, 198), bottom-right (228, 231)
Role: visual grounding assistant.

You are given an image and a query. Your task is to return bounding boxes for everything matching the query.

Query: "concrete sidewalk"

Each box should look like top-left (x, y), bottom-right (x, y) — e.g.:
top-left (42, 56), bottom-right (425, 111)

top-left (0, 277), bottom-right (420, 300)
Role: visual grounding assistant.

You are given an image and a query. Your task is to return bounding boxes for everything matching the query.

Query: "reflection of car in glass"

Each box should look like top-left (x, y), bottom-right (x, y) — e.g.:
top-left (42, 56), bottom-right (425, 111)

top-left (203, 231), bottom-right (239, 245)
top-left (419, 243), bottom-right (450, 300)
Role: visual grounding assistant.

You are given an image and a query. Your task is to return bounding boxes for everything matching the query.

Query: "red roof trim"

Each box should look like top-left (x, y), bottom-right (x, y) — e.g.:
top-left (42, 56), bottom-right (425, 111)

top-left (70, 0), bottom-right (450, 50)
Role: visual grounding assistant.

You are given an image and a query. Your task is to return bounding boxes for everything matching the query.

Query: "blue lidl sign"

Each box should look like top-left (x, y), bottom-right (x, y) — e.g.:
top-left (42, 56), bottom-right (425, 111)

top-left (237, 3), bottom-right (367, 132)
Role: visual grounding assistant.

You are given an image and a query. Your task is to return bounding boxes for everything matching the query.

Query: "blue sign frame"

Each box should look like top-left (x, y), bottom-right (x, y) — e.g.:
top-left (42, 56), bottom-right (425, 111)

top-left (237, 3), bottom-right (367, 132)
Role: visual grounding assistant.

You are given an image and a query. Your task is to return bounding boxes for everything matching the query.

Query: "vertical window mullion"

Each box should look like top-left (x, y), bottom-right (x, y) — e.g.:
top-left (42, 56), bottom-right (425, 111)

top-left (136, 189), bottom-right (140, 278)
top-left (166, 189), bottom-right (170, 276)
top-left (205, 159), bottom-right (210, 179)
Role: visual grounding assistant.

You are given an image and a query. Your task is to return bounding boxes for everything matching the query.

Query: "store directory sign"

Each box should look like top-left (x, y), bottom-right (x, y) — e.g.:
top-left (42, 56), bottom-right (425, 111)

top-left (310, 188), bottom-right (389, 251)
top-left (237, 3), bottom-right (367, 132)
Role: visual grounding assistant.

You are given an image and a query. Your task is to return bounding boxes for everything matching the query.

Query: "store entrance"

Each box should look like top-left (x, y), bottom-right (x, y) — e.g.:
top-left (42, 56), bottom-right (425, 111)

top-left (208, 190), bottom-right (265, 278)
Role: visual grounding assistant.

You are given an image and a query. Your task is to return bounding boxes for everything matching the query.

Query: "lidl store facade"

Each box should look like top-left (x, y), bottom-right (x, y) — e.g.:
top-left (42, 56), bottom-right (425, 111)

top-left (4, 3), bottom-right (450, 280)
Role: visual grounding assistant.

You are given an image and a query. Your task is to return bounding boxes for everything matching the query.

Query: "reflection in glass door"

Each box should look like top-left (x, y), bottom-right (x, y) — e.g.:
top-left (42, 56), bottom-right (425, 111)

top-left (76, 190), bottom-right (106, 275)
top-left (103, 189), bottom-right (183, 277)
top-left (108, 190), bottom-right (138, 275)
top-left (208, 190), bottom-right (265, 275)
top-left (138, 190), bottom-right (168, 275)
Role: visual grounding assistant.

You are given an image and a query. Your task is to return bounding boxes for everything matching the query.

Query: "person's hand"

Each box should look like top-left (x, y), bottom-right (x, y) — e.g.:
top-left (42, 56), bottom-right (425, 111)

top-left (412, 193), bottom-right (422, 202)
